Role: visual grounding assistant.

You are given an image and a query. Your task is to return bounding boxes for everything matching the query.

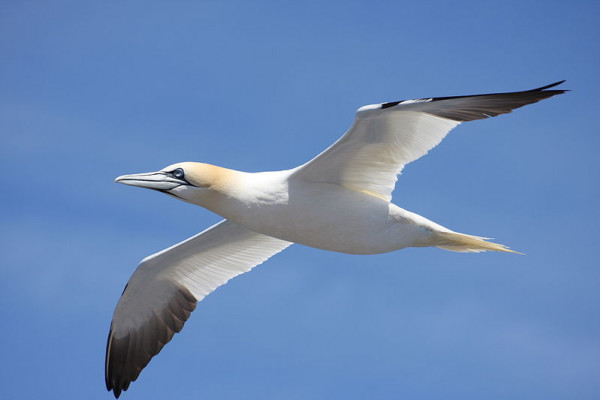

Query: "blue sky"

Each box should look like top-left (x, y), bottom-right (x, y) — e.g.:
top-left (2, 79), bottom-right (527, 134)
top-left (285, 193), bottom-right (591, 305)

top-left (1, 1), bottom-right (599, 399)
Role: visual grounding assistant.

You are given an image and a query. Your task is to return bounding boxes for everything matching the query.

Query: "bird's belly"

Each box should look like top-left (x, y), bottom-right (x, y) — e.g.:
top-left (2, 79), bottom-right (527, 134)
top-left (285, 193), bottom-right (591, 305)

top-left (224, 184), bottom-right (430, 254)
top-left (259, 211), bottom-right (394, 254)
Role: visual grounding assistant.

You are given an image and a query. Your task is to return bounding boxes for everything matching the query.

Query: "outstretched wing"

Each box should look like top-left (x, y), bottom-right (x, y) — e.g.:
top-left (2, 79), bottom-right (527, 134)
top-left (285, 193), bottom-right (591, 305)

top-left (294, 81), bottom-right (566, 201)
top-left (105, 219), bottom-right (292, 398)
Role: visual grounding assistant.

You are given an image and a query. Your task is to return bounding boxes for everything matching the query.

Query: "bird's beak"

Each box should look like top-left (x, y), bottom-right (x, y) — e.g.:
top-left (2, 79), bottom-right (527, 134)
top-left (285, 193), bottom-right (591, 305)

top-left (115, 171), bottom-right (183, 191)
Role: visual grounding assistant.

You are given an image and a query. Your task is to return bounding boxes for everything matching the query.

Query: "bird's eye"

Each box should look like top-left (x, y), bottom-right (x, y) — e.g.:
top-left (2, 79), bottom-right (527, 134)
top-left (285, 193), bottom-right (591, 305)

top-left (173, 168), bottom-right (185, 179)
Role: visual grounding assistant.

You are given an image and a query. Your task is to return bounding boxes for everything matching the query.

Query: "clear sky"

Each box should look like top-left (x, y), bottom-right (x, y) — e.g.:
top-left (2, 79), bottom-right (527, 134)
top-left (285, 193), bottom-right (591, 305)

top-left (1, 1), bottom-right (599, 399)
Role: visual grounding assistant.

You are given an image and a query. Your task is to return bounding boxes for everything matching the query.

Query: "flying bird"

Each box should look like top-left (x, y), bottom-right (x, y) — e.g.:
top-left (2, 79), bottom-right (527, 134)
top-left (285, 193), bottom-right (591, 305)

top-left (106, 81), bottom-right (566, 397)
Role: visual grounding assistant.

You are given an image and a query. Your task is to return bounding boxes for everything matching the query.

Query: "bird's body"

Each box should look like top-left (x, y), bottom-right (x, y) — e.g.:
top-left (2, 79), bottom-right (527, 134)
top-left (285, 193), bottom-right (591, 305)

top-left (106, 81), bottom-right (566, 398)
top-left (171, 164), bottom-right (440, 254)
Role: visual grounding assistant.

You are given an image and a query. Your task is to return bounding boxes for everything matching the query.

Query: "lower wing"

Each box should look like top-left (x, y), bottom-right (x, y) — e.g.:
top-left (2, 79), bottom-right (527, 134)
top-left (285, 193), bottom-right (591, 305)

top-left (105, 219), bottom-right (292, 398)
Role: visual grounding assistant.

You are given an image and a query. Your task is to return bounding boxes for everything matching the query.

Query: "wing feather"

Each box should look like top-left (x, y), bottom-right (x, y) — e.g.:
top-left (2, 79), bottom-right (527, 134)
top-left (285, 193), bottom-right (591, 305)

top-left (294, 81), bottom-right (566, 201)
top-left (105, 219), bottom-right (292, 398)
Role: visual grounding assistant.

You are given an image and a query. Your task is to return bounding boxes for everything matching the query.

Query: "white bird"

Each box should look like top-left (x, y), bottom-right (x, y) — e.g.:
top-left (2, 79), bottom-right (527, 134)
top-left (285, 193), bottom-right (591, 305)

top-left (106, 81), bottom-right (566, 397)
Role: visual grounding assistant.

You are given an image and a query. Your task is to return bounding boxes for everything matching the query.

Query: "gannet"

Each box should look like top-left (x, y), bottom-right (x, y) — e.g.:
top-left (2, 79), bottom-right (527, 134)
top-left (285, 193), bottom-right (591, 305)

top-left (106, 81), bottom-right (566, 397)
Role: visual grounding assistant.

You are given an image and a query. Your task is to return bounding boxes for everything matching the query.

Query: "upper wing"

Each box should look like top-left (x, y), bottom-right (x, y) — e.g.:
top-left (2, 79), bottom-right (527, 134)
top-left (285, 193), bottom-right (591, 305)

top-left (105, 219), bottom-right (292, 398)
top-left (293, 81), bottom-right (566, 202)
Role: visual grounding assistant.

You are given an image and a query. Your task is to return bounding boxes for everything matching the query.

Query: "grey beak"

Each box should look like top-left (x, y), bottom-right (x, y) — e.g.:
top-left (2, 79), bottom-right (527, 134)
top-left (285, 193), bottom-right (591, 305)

top-left (115, 171), bottom-right (183, 191)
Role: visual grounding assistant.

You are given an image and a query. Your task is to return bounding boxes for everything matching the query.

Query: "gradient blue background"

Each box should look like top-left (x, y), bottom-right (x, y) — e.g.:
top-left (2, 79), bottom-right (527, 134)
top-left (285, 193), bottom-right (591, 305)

top-left (1, 1), bottom-right (598, 399)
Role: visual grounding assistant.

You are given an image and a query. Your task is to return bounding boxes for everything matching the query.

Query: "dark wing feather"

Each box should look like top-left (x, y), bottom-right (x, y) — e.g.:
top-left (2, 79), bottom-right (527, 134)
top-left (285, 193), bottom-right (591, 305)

top-left (383, 80), bottom-right (567, 121)
top-left (105, 281), bottom-right (197, 398)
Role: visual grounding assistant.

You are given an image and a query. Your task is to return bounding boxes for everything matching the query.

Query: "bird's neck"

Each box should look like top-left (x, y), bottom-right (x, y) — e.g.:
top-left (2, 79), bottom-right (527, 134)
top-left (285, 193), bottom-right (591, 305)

top-left (193, 168), bottom-right (292, 223)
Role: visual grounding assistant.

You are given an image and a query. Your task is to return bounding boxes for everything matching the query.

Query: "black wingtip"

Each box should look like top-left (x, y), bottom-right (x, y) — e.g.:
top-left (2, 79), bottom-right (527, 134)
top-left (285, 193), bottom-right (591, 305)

top-left (105, 283), bottom-right (198, 398)
top-left (379, 81), bottom-right (568, 113)
top-left (532, 80), bottom-right (566, 91)
top-left (105, 326), bottom-right (122, 398)
top-left (524, 80), bottom-right (569, 98)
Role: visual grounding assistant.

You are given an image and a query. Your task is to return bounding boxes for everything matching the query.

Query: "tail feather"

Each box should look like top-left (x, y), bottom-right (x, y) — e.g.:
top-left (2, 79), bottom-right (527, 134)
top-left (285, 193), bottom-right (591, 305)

top-left (433, 231), bottom-right (523, 254)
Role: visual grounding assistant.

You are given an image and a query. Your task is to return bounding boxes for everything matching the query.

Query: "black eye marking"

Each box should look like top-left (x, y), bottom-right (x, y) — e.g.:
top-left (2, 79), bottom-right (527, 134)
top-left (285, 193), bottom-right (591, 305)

top-left (172, 168), bottom-right (185, 179)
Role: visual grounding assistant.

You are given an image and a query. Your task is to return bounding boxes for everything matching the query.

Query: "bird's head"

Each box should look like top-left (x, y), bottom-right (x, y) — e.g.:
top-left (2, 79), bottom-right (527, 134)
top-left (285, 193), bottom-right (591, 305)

top-left (115, 162), bottom-right (228, 204)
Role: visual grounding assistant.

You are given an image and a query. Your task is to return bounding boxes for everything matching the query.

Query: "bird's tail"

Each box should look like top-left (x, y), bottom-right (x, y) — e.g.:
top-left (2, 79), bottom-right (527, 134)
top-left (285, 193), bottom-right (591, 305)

top-left (432, 231), bottom-right (522, 254)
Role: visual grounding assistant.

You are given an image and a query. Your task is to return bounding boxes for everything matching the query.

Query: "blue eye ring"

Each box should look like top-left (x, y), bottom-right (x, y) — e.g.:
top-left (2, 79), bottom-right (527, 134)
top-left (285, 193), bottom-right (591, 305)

top-left (173, 168), bottom-right (185, 179)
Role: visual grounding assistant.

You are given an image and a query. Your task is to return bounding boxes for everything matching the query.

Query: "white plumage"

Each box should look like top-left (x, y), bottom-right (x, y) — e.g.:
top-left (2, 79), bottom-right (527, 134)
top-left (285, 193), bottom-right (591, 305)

top-left (106, 81), bottom-right (566, 398)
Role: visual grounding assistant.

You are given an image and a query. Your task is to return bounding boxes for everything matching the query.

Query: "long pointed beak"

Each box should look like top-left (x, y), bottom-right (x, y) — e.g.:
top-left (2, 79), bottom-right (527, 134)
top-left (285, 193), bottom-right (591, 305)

top-left (115, 171), bottom-right (183, 191)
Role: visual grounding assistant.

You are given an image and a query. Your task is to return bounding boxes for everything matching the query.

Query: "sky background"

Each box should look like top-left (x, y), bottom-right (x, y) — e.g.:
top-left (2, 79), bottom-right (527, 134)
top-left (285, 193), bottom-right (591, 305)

top-left (1, 1), bottom-right (599, 399)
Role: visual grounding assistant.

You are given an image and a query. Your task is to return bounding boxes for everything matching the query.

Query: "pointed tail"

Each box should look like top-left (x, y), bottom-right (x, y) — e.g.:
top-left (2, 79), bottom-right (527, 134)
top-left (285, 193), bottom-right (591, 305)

top-left (433, 231), bottom-right (523, 254)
